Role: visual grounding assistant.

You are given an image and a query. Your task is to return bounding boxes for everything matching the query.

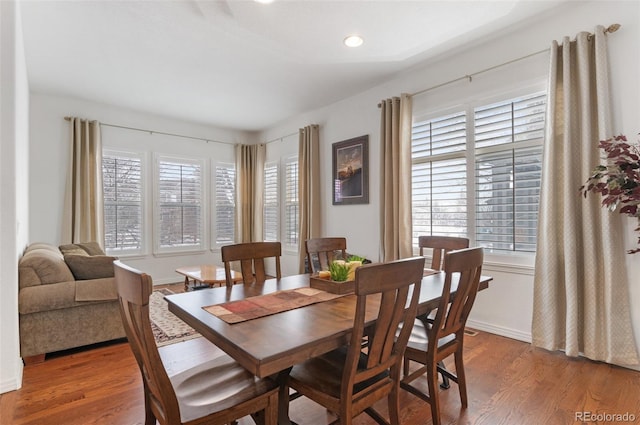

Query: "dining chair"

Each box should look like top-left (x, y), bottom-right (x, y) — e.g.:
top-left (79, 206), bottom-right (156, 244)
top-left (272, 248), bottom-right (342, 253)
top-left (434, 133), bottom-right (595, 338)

top-left (113, 261), bottom-right (279, 425)
top-left (287, 256), bottom-right (425, 425)
top-left (305, 237), bottom-right (347, 273)
top-left (417, 235), bottom-right (470, 389)
top-left (221, 241), bottom-right (282, 286)
top-left (400, 247), bottom-right (484, 425)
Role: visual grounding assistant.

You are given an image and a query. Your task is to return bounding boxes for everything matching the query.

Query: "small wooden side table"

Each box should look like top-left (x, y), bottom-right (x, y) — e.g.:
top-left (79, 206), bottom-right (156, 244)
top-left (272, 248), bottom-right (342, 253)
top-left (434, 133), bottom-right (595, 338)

top-left (175, 265), bottom-right (243, 291)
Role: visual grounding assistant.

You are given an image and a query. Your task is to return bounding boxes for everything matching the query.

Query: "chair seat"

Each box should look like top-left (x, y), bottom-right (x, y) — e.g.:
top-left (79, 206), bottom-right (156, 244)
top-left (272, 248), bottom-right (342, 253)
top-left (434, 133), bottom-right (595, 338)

top-left (172, 357), bottom-right (277, 423)
top-left (289, 346), bottom-right (389, 399)
top-left (404, 320), bottom-right (455, 352)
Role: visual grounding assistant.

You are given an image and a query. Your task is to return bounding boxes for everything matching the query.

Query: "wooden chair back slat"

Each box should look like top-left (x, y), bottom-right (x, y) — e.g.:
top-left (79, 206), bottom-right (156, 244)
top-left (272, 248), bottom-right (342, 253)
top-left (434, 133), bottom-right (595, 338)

top-left (305, 237), bottom-right (347, 273)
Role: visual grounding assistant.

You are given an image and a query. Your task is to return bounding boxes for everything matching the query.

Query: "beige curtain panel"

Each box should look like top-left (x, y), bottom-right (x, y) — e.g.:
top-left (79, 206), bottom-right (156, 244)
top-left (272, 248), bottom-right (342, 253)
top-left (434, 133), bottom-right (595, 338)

top-left (235, 144), bottom-right (265, 243)
top-left (379, 94), bottom-right (413, 262)
top-left (298, 124), bottom-right (321, 273)
top-left (532, 27), bottom-right (639, 365)
top-left (62, 117), bottom-right (104, 246)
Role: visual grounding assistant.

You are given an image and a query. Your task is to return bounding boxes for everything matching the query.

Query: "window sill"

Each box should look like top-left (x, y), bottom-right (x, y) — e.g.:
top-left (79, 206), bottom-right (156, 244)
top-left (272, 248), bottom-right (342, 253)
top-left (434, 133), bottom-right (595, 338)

top-left (153, 249), bottom-right (207, 258)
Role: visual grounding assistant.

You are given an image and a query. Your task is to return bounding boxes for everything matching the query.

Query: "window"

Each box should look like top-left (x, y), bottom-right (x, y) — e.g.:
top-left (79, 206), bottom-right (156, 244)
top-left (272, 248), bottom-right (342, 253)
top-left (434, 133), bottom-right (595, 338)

top-left (263, 162), bottom-right (279, 242)
top-left (411, 92), bottom-right (546, 253)
top-left (284, 156), bottom-right (299, 249)
top-left (214, 163), bottom-right (235, 245)
top-left (155, 156), bottom-right (204, 252)
top-left (103, 151), bottom-right (143, 254)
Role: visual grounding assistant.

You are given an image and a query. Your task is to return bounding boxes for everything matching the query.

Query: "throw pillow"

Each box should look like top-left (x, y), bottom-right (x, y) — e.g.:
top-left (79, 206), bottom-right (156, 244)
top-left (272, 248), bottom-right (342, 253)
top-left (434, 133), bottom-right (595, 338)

top-left (64, 254), bottom-right (117, 280)
top-left (59, 242), bottom-right (106, 257)
top-left (77, 241), bottom-right (106, 256)
top-left (59, 244), bottom-right (89, 257)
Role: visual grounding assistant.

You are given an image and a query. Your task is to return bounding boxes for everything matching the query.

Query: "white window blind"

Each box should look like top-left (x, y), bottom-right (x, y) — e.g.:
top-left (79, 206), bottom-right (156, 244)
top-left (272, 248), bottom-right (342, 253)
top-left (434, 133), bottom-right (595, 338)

top-left (411, 91), bottom-right (546, 253)
top-left (474, 93), bottom-right (545, 252)
top-left (156, 157), bottom-right (203, 251)
top-left (411, 111), bottom-right (468, 247)
top-left (263, 162), bottom-right (279, 242)
top-left (103, 152), bottom-right (143, 254)
top-left (214, 163), bottom-right (235, 245)
top-left (284, 157), bottom-right (299, 248)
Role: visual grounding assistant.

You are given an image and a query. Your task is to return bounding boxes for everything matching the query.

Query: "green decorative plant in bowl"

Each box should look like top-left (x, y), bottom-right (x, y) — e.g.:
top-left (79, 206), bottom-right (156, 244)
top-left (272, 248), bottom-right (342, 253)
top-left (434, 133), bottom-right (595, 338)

top-left (329, 261), bottom-right (350, 282)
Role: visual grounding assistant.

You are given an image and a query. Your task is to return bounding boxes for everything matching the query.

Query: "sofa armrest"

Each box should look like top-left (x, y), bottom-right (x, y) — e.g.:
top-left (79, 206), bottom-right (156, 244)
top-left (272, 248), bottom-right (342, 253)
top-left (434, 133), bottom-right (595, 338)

top-left (19, 280), bottom-right (77, 314)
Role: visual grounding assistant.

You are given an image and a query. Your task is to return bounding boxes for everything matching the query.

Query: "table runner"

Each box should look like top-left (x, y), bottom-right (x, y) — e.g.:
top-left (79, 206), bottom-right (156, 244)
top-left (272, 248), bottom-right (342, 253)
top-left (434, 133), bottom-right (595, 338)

top-left (203, 287), bottom-right (344, 324)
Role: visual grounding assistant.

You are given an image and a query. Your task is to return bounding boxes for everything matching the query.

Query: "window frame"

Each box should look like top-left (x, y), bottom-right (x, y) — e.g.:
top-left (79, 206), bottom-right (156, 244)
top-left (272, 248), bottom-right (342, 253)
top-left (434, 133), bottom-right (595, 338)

top-left (153, 154), bottom-right (207, 255)
top-left (102, 149), bottom-right (146, 257)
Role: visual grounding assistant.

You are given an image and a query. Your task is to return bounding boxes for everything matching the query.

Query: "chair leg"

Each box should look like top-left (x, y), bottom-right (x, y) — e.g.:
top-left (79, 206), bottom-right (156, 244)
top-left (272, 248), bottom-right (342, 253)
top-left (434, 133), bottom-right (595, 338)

top-left (388, 382), bottom-right (401, 425)
top-left (426, 361), bottom-right (441, 425)
top-left (454, 349), bottom-right (468, 408)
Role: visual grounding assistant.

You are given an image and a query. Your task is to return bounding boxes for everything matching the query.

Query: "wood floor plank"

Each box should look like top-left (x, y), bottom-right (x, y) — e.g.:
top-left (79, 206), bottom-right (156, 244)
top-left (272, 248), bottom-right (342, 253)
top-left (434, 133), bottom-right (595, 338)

top-left (2, 329), bottom-right (639, 425)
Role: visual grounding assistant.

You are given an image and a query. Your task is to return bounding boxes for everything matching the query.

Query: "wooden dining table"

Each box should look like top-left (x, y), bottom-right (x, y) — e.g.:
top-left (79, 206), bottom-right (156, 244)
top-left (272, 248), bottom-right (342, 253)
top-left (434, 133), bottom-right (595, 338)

top-left (166, 271), bottom-right (492, 425)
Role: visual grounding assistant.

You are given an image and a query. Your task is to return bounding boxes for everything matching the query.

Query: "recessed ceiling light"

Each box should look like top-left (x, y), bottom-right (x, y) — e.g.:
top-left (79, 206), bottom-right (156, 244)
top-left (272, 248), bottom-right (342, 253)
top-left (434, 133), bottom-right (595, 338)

top-left (344, 35), bottom-right (364, 48)
top-left (254, 0), bottom-right (274, 4)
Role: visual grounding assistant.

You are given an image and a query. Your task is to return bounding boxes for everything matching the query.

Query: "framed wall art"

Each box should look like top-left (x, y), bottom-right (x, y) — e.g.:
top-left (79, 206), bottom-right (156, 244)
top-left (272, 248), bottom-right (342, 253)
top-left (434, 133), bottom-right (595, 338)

top-left (332, 135), bottom-right (369, 205)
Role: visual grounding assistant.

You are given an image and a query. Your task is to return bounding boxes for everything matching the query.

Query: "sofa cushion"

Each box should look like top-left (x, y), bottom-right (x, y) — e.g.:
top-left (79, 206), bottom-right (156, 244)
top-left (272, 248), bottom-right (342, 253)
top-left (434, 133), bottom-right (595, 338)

top-left (19, 280), bottom-right (77, 314)
top-left (64, 254), bottom-right (117, 280)
top-left (75, 278), bottom-right (118, 301)
top-left (19, 248), bottom-right (75, 288)
top-left (19, 279), bottom-right (116, 314)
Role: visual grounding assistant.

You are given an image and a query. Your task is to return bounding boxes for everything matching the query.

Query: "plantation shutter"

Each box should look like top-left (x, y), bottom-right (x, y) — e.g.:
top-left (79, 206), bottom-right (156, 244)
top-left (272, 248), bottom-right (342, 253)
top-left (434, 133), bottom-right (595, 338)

top-left (263, 162), bottom-right (279, 242)
top-left (474, 92), bottom-right (545, 252)
top-left (103, 153), bottom-right (143, 253)
top-left (284, 157), bottom-right (299, 247)
top-left (215, 163), bottom-right (236, 245)
top-left (157, 159), bottom-right (203, 249)
top-left (411, 111), bottom-right (468, 246)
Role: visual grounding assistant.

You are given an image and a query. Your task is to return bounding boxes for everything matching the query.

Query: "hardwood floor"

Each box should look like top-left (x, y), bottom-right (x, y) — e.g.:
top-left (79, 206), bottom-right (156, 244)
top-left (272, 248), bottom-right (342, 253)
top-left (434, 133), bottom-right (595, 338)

top-left (2, 330), bottom-right (639, 425)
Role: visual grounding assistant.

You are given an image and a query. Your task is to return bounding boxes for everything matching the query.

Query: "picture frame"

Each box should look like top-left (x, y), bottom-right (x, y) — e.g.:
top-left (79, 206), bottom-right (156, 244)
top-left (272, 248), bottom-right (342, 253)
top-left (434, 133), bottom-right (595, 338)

top-left (332, 135), bottom-right (369, 205)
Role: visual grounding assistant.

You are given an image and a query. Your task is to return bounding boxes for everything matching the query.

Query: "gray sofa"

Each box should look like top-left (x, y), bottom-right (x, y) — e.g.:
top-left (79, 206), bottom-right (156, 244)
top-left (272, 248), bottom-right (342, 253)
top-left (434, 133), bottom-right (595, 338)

top-left (18, 242), bottom-right (126, 363)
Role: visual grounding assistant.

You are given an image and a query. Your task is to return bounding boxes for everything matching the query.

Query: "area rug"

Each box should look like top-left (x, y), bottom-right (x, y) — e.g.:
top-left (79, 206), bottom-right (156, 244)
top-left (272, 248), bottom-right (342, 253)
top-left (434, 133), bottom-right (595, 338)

top-left (150, 289), bottom-right (199, 346)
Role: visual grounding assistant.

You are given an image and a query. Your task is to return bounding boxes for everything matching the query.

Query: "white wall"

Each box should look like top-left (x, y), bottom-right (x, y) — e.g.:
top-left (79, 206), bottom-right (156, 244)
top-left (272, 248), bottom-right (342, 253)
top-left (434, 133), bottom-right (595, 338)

top-left (1, 0), bottom-right (30, 393)
top-left (260, 0), bottom-right (640, 363)
top-left (29, 93), bottom-right (256, 284)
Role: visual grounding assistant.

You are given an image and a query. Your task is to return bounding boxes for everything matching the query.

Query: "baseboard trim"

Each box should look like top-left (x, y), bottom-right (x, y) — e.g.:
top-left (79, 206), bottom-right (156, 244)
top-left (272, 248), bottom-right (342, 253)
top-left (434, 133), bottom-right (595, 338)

top-left (466, 319), bottom-right (532, 343)
top-left (0, 361), bottom-right (23, 394)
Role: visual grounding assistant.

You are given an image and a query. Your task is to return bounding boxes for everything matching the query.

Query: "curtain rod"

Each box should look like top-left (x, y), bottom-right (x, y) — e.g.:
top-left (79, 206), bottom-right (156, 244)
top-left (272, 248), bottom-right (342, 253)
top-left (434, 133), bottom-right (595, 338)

top-left (379, 23), bottom-right (621, 105)
top-left (265, 131), bottom-right (298, 145)
top-left (64, 116), bottom-right (234, 145)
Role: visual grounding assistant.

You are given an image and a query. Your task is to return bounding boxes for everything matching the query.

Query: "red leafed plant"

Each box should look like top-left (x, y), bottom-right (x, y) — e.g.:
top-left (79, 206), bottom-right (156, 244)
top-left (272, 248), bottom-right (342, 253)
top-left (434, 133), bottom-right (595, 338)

top-left (580, 134), bottom-right (640, 253)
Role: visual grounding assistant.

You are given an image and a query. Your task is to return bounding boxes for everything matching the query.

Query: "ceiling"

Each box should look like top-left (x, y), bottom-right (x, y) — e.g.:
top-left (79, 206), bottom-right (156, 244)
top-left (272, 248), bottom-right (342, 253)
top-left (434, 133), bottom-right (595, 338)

top-left (20, 0), bottom-right (566, 132)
